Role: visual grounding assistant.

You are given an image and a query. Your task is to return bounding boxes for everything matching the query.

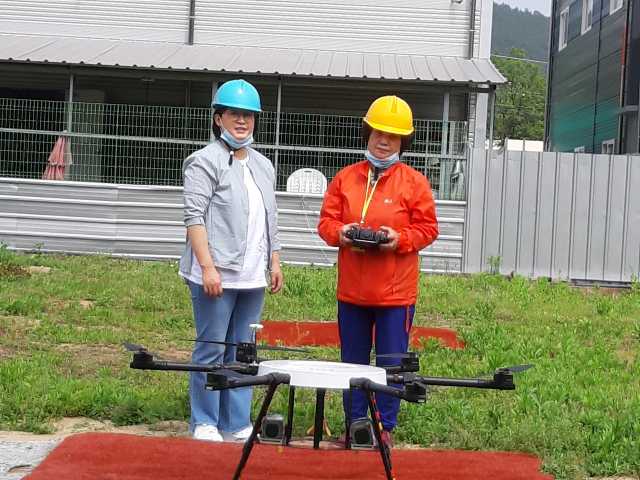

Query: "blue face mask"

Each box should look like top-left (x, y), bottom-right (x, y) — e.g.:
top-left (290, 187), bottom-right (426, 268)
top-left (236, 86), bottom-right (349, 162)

top-left (220, 128), bottom-right (254, 150)
top-left (365, 149), bottom-right (400, 169)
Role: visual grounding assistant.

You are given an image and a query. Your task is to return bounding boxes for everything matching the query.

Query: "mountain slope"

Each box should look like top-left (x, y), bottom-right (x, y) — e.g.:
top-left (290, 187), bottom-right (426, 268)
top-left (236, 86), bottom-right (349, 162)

top-left (491, 2), bottom-right (551, 62)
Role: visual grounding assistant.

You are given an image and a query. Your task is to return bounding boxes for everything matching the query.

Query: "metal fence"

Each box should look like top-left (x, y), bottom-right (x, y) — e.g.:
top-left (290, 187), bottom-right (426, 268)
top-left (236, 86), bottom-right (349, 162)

top-left (0, 97), bottom-right (468, 199)
top-left (464, 148), bottom-right (640, 282)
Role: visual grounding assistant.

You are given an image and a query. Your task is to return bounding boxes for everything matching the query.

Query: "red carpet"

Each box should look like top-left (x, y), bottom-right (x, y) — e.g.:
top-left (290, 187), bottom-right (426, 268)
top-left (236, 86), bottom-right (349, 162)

top-left (259, 321), bottom-right (465, 350)
top-left (26, 433), bottom-right (551, 480)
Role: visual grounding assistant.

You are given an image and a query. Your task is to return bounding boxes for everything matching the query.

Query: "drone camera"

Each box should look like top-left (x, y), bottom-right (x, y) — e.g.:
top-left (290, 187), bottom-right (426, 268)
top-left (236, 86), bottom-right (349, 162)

top-left (259, 414), bottom-right (285, 445)
top-left (205, 373), bottom-right (230, 391)
top-left (236, 342), bottom-right (256, 364)
top-left (349, 417), bottom-right (377, 450)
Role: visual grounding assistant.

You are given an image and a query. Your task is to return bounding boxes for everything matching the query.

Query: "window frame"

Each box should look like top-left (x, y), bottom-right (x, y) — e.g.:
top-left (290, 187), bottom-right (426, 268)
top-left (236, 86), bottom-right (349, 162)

top-left (559, 7), bottom-right (570, 51)
top-left (602, 139), bottom-right (615, 154)
top-left (574, 146), bottom-right (586, 153)
top-left (610, 0), bottom-right (623, 14)
top-left (582, 0), bottom-right (593, 33)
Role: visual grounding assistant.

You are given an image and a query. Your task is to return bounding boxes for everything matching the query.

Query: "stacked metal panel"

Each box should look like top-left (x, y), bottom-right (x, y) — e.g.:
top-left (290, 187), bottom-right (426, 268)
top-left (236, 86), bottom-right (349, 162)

top-left (0, 178), bottom-right (464, 274)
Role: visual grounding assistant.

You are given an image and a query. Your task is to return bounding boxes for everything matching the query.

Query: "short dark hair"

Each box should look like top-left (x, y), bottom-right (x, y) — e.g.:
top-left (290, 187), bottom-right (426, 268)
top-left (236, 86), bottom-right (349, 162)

top-left (362, 122), bottom-right (415, 156)
top-left (212, 106), bottom-right (261, 140)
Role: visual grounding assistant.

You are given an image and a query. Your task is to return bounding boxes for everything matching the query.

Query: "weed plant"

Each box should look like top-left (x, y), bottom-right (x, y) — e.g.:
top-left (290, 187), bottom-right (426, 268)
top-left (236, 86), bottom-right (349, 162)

top-left (1, 245), bottom-right (639, 478)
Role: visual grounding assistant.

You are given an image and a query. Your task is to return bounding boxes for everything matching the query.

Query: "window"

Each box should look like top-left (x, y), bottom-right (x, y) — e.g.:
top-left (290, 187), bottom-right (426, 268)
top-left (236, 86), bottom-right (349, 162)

top-left (574, 146), bottom-right (586, 153)
top-left (602, 139), bottom-right (615, 154)
top-left (559, 7), bottom-right (570, 50)
top-left (582, 0), bottom-right (593, 33)
top-left (610, 0), bottom-right (623, 14)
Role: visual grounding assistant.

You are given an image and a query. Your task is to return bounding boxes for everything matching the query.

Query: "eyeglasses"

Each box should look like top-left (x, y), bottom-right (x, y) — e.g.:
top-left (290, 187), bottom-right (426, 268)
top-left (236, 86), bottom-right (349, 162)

top-left (225, 110), bottom-right (255, 121)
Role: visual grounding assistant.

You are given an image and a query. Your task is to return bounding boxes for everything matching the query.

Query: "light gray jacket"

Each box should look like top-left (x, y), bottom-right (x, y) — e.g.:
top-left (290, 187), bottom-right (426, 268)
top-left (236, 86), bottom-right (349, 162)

top-left (179, 140), bottom-right (280, 276)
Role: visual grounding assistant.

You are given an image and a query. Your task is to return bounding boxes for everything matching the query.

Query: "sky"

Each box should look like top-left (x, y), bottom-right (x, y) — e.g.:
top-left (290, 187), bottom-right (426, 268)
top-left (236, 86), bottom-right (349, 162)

top-left (499, 0), bottom-right (551, 16)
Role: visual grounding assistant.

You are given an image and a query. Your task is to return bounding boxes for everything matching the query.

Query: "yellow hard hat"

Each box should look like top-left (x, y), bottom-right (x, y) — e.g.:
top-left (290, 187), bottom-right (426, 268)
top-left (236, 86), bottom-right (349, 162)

top-left (363, 96), bottom-right (414, 136)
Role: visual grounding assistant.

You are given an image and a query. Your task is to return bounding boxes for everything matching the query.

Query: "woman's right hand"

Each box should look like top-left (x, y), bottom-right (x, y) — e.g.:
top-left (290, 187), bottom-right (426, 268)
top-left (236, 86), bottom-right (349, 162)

top-left (202, 264), bottom-right (223, 298)
top-left (338, 223), bottom-right (359, 248)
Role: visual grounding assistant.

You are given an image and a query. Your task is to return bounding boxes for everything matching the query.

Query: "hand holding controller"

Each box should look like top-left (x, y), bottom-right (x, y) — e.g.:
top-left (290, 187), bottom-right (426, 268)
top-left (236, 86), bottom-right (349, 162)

top-left (345, 226), bottom-right (390, 249)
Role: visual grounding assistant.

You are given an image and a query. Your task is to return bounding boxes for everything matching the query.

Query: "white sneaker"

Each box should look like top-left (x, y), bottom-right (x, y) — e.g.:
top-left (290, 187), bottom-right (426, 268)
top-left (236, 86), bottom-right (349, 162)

top-left (221, 426), bottom-right (254, 443)
top-left (193, 424), bottom-right (223, 442)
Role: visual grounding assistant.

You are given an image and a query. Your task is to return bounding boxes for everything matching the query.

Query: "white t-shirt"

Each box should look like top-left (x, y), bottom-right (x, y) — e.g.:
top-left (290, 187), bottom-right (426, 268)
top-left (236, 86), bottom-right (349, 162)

top-left (181, 155), bottom-right (269, 289)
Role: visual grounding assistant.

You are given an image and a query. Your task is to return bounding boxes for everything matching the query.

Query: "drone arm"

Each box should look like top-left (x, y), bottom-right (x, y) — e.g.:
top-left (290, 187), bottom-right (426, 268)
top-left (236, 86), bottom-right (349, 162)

top-left (230, 372), bottom-right (291, 389)
top-left (350, 378), bottom-right (405, 399)
top-left (207, 372), bottom-right (291, 391)
top-left (130, 354), bottom-right (255, 375)
top-left (410, 374), bottom-right (515, 390)
top-left (131, 360), bottom-right (222, 372)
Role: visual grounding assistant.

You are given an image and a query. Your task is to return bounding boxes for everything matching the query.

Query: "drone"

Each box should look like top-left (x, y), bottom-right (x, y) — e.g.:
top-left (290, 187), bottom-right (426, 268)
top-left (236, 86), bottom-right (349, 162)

top-left (124, 324), bottom-right (534, 480)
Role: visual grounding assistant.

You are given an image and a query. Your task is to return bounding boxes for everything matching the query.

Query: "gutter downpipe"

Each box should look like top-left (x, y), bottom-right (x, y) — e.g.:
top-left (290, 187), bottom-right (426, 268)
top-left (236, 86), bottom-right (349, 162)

top-left (468, 0), bottom-right (476, 59)
top-left (543, 0), bottom-right (558, 151)
top-left (188, 0), bottom-right (196, 45)
top-left (618, 0), bottom-right (632, 153)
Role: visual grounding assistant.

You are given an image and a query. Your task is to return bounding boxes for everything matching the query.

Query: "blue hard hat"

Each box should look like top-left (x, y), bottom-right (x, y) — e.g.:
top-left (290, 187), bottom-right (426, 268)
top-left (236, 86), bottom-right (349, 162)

top-left (212, 79), bottom-right (262, 112)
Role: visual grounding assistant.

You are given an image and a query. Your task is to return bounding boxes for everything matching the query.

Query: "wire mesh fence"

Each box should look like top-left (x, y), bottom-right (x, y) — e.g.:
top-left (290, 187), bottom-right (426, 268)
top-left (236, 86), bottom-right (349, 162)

top-left (0, 97), bottom-right (468, 199)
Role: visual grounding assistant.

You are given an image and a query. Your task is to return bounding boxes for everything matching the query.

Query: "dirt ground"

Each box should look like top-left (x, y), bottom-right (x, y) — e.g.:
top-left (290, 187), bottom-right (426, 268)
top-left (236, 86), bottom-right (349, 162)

top-left (0, 417), bottom-right (191, 442)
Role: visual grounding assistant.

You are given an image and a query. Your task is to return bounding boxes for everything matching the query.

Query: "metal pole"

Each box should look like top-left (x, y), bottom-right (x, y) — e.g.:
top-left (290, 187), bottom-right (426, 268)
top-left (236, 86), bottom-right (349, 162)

top-left (210, 81), bottom-right (218, 142)
top-left (274, 77), bottom-right (282, 189)
top-left (188, 0), bottom-right (196, 45)
top-left (488, 87), bottom-right (496, 155)
top-left (440, 91), bottom-right (451, 198)
top-left (66, 73), bottom-right (74, 180)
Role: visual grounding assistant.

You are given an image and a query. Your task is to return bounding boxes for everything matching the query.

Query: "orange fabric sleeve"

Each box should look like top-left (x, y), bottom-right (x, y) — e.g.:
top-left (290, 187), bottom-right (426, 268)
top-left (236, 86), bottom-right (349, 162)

top-left (396, 176), bottom-right (439, 254)
top-left (318, 174), bottom-right (345, 247)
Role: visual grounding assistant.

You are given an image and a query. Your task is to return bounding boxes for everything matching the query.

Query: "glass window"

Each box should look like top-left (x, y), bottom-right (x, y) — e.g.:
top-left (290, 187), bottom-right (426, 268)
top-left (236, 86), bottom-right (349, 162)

top-left (582, 0), bottom-right (593, 33)
top-left (560, 7), bottom-right (570, 50)
top-left (610, 0), bottom-right (624, 13)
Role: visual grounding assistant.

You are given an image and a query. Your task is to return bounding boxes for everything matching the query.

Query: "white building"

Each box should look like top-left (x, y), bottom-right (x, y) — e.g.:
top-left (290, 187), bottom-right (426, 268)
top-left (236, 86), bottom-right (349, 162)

top-left (0, 0), bottom-right (503, 197)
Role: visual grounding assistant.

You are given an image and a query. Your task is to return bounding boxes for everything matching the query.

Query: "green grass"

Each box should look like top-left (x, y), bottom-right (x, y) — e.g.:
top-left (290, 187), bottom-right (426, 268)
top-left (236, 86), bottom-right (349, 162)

top-left (1, 243), bottom-right (640, 478)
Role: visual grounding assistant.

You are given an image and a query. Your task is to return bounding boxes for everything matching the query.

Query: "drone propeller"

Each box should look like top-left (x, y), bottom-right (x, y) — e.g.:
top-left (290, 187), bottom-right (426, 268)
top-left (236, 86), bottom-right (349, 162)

top-left (123, 342), bottom-right (162, 360)
top-left (475, 364), bottom-right (535, 378)
top-left (178, 338), bottom-right (236, 347)
top-left (180, 338), bottom-right (309, 354)
top-left (376, 353), bottom-right (416, 359)
top-left (255, 344), bottom-right (310, 353)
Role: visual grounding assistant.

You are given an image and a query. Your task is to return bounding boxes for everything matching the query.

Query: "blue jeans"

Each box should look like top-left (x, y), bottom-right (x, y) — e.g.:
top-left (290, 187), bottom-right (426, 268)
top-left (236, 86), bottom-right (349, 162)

top-left (187, 281), bottom-right (265, 434)
top-left (338, 301), bottom-right (415, 432)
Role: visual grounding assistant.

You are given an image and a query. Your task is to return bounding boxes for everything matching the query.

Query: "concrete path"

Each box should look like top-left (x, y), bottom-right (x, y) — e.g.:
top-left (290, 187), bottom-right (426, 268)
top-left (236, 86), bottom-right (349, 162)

top-left (0, 441), bottom-right (59, 479)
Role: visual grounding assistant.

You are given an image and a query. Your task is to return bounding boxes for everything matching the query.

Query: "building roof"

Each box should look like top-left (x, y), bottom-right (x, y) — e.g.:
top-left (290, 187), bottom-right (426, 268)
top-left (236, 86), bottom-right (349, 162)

top-left (0, 34), bottom-right (506, 85)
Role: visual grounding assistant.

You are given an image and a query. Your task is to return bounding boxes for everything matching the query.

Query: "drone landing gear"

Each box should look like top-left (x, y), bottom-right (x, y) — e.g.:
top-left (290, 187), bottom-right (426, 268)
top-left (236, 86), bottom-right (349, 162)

top-left (365, 389), bottom-right (396, 480)
top-left (232, 382), bottom-right (279, 480)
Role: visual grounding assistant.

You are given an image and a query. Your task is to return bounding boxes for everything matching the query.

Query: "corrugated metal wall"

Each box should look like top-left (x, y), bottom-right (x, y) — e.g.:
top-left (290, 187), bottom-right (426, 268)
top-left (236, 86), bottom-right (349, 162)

top-left (0, 178), bottom-right (464, 274)
top-left (0, 0), bottom-right (486, 60)
top-left (464, 148), bottom-right (640, 282)
top-left (0, 0), bottom-right (190, 43)
top-left (193, 0), bottom-right (472, 56)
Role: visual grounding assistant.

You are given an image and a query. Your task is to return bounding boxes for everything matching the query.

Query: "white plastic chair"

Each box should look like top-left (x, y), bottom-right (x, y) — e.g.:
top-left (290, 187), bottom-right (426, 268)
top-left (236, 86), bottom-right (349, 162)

top-left (286, 168), bottom-right (328, 194)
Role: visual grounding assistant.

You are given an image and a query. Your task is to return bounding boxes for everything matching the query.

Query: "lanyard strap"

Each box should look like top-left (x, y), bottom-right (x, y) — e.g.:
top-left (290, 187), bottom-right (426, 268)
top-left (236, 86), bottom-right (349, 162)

top-left (360, 169), bottom-right (380, 225)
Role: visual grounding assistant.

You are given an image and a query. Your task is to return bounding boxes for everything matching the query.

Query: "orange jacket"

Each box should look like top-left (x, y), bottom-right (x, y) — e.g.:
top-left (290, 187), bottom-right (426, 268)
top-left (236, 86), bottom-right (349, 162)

top-left (318, 160), bottom-right (439, 306)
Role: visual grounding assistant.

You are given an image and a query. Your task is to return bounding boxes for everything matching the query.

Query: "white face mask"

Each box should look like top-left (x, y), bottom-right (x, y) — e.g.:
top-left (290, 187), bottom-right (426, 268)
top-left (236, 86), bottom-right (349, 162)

top-left (365, 149), bottom-right (400, 169)
top-left (220, 127), bottom-right (254, 150)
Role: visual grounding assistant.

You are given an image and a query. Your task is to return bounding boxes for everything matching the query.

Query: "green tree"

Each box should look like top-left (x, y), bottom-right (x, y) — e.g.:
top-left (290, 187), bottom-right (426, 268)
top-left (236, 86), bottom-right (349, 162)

top-left (491, 47), bottom-right (546, 142)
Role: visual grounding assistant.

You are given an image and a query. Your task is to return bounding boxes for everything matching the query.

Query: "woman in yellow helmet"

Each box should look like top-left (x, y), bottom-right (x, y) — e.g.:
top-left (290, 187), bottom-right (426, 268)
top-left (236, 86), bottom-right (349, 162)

top-left (318, 95), bottom-right (439, 448)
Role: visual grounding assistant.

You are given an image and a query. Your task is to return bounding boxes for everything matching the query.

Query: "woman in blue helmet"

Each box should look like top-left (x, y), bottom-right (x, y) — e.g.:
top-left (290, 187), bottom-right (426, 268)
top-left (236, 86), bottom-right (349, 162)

top-left (179, 79), bottom-right (283, 443)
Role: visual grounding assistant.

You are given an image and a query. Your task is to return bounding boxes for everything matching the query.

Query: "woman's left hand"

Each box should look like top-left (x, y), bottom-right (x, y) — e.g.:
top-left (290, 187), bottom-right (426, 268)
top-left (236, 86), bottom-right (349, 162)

top-left (379, 226), bottom-right (399, 252)
top-left (269, 252), bottom-right (284, 294)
